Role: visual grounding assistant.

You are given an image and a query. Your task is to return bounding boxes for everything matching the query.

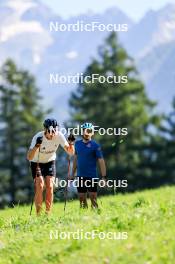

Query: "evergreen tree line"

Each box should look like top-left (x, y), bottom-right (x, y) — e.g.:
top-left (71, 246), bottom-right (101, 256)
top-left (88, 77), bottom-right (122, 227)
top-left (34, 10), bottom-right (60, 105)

top-left (0, 33), bottom-right (174, 207)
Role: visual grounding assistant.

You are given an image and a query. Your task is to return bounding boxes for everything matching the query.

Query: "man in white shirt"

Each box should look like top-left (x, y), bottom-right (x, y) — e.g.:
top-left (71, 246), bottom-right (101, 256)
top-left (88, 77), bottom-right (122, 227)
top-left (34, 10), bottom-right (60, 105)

top-left (27, 118), bottom-right (75, 215)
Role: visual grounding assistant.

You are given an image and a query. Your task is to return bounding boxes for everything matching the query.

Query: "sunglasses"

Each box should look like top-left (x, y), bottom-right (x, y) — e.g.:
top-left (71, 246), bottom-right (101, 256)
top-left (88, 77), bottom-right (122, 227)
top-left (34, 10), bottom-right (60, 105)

top-left (48, 129), bottom-right (55, 134)
top-left (47, 126), bottom-right (58, 134)
top-left (85, 128), bottom-right (93, 134)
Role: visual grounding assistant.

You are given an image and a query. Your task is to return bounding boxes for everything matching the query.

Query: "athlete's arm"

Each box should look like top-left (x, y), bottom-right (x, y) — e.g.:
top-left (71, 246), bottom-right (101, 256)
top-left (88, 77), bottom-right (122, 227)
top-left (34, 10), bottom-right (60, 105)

top-left (64, 143), bottom-right (75, 156)
top-left (27, 146), bottom-right (39, 161)
top-left (98, 158), bottom-right (106, 178)
top-left (27, 136), bottom-right (42, 161)
top-left (58, 132), bottom-right (75, 156)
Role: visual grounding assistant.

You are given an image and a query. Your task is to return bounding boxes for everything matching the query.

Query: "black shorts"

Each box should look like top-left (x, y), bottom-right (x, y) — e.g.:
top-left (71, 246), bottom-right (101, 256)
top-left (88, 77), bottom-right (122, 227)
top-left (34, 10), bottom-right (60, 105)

top-left (77, 177), bottom-right (98, 193)
top-left (30, 161), bottom-right (56, 179)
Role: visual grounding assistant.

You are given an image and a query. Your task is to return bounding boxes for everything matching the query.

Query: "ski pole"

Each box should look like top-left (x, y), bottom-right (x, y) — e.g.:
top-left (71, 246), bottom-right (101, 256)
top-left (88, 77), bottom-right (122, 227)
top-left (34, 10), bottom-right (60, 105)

top-left (64, 156), bottom-right (70, 213)
top-left (30, 147), bottom-right (41, 216)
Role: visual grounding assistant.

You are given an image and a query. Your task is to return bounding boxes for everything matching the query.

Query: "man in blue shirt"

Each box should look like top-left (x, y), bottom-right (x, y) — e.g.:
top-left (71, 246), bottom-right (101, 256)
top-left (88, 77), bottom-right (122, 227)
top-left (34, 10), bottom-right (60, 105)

top-left (70, 123), bottom-right (106, 209)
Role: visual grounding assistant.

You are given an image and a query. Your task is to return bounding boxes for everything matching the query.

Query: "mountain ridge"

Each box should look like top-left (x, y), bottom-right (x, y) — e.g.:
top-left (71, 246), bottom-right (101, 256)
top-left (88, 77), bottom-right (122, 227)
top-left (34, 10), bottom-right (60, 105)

top-left (0, 0), bottom-right (174, 120)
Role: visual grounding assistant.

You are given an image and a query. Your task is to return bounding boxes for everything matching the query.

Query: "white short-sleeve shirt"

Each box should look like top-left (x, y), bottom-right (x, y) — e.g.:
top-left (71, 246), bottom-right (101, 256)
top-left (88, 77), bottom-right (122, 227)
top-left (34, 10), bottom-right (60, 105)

top-left (29, 131), bottom-right (69, 163)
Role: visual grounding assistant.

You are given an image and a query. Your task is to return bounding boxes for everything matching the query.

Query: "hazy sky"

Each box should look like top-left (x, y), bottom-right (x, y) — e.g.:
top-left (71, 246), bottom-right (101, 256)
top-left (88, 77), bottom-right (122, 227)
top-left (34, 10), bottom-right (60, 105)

top-left (41, 0), bottom-right (175, 21)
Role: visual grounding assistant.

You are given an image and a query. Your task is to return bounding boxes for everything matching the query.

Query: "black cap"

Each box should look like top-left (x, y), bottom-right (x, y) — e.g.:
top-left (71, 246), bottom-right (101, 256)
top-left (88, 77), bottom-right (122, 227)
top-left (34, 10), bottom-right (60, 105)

top-left (43, 118), bottom-right (58, 129)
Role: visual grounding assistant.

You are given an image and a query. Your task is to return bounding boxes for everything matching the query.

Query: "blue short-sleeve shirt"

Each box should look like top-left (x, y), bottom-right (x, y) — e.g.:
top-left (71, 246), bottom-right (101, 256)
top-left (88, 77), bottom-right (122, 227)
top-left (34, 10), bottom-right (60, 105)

top-left (75, 139), bottom-right (103, 178)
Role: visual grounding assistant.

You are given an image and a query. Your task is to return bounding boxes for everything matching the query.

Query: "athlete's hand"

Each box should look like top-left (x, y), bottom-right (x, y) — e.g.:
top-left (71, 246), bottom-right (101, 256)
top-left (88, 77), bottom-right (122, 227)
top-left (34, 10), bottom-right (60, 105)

top-left (68, 134), bottom-right (75, 143)
top-left (100, 176), bottom-right (107, 188)
top-left (68, 175), bottom-right (75, 181)
top-left (35, 136), bottom-right (43, 148)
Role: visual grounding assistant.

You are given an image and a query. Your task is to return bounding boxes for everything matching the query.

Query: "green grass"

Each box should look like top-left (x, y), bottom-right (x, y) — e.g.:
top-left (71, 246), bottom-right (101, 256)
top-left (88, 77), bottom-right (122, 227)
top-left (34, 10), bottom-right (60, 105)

top-left (0, 186), bottom-right (175, 264)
